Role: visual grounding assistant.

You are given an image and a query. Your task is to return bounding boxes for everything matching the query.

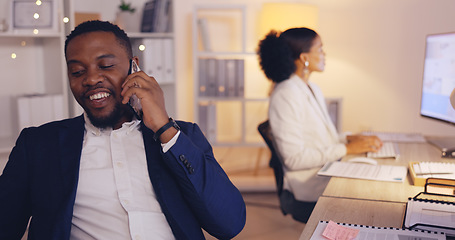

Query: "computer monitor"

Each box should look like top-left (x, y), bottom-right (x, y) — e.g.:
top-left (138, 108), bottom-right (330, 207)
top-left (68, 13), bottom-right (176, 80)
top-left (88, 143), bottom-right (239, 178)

top-left (420, 32), bottom-right (455, 158)
top-left (420, 32), bottom-right (455, 125)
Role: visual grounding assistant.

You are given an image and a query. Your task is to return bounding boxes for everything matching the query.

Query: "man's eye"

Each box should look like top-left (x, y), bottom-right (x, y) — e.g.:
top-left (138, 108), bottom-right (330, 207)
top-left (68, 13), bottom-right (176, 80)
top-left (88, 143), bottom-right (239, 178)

top-left (71, 70), bottom-right (85, 77)
top-left (100, 65), bottom-right (114, 69)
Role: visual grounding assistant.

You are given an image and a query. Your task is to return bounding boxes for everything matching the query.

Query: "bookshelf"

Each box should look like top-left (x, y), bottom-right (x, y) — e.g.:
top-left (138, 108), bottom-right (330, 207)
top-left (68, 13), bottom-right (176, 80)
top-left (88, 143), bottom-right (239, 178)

top-left (192, 5), bottom-right (269, 146)
top-left (0, 0), bottom-right (69, 154)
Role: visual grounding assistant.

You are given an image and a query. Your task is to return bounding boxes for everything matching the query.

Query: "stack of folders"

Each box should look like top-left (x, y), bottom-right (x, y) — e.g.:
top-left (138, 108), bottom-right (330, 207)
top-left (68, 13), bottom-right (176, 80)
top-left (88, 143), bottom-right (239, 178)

top-left (198, 58), bottom-right (244, 98)
top-left (409, 161), bottom-right (455, 186)
top-left (141, 0), bottom-right (173, 33)
top-left (403, 178), bottom-right (455, 239)
top-left (17, 94), bottom-right (65, 131)
top-left (310, 220), bottom-right (446, 240)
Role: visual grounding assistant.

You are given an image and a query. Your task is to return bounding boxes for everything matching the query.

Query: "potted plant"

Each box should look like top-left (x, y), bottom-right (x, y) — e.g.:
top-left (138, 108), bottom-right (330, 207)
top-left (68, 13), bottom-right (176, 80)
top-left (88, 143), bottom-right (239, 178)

top-left (115, 0), bottom-right (140, 32)
top-left (119, 0), bottom-right (136, 13)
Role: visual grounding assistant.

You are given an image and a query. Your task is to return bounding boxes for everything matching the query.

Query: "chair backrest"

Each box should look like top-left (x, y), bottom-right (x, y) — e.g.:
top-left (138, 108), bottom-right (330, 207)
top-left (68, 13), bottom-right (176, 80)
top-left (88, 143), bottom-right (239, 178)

top-left (258, 120), bottom-right (315, 223)
top-left (257, 120), bottom-right (284, 196)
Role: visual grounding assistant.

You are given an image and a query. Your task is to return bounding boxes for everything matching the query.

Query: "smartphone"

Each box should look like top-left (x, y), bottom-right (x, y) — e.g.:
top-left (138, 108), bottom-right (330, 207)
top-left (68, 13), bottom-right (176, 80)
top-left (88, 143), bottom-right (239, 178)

top-left (127, 59), bottom-right (143, 119)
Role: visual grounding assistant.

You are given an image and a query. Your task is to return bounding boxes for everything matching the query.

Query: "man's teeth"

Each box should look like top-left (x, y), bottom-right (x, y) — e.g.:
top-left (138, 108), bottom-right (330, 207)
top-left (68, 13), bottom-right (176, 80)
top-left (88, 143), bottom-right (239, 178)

top-left (89, 92), bottom-right (110, 100)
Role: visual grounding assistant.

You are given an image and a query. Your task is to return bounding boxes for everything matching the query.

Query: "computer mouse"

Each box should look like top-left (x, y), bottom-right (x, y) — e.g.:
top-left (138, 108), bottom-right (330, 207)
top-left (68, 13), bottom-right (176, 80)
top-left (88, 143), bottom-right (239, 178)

top-left (347, 157), bottom-right (378, 165)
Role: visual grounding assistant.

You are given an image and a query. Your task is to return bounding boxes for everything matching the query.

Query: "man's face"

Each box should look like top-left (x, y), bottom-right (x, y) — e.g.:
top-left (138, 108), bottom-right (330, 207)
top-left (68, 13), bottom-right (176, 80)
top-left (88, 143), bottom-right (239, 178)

top-left (66, 31), bottom-right (133, 129)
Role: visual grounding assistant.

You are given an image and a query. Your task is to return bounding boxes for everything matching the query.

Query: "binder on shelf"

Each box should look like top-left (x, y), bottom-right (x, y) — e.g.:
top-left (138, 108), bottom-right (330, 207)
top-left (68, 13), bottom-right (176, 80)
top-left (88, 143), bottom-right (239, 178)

top-left (403, 178), bottom-right (455, 238)
top-left (216, 59), bottom-right (226, 97)
top-left (131, 38), bottom-right (174, 84)
top-left (197, 17), bottom-right (211, 51)
top-left (198, 102), bottom-right (216, 143)
top-left (409, 161), bottom-right (455, 186)
top-left (198, 58), bottom-right (244, 98)
top-left (205, 58), bottom-right (217, 97)
top-left (141, 0), bottom-right (157, 32)
top-left (154, 0), bottom-right (172, 32)
top-left (17, 94), bottom-right (64, 131)
top-left (139, 39), bottom-right (163, 82)
top-left (310, 220), bottom-right (446, 240)
top-left (162, 38), bottom-right (174, 83)
top-left (198, 58), bottom-right (207, 97)
top-left (141, 0), bottom-right (172, 32)
top-left (236, 59), bottom-right (244, 97)
top-left (160, 0), bottom-right (173, 32)
top-left (225, 59), bottom-right (237, 97)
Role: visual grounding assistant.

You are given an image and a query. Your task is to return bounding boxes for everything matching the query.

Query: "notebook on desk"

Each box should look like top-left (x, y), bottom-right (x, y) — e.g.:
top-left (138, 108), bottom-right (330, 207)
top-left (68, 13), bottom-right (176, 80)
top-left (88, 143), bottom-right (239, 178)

top-left (310, 220), bottom-right (446, 240)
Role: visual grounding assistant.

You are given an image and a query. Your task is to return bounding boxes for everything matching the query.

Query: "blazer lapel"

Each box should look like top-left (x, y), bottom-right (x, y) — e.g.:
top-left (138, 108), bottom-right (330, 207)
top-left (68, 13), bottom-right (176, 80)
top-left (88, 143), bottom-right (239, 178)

top-left (295, 77), bottom-right (339, 141)
top-left (294, 77), bottom-right (327, 123)
top-left (54, 115), bottom-right (85, 238)
top-left (140, 124), bottom-right (165, 201)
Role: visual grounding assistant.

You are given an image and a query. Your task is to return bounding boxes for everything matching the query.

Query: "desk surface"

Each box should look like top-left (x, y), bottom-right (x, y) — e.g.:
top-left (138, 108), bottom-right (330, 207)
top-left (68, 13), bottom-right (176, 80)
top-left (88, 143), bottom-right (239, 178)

top-left (299, 196), bottom-right (406, 240)
top-left (322, 142), bottom-right (443, 202)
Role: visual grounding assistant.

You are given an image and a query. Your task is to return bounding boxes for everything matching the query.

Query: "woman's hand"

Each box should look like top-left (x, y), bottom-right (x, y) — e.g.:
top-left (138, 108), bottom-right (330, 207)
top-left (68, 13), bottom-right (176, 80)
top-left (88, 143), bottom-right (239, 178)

top-left (346, 135), bottom-right (383, 154)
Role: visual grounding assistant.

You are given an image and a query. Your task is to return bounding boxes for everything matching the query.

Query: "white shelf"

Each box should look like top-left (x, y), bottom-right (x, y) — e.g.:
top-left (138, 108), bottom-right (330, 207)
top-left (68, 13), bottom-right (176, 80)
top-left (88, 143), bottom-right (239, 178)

top-left (193, 5), bottom-right (268, 146)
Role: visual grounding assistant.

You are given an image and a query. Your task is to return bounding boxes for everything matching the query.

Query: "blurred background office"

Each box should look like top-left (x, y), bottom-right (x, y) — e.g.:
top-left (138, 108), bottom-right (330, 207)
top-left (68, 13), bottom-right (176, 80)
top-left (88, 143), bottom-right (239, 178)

top-left (1, 0), bottom-right (455, 239)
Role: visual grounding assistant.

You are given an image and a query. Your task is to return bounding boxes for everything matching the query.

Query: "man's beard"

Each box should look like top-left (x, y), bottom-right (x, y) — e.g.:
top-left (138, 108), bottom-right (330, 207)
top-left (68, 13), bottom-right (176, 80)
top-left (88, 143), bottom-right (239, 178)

top-left (85, 102), bottom-right (125, 129)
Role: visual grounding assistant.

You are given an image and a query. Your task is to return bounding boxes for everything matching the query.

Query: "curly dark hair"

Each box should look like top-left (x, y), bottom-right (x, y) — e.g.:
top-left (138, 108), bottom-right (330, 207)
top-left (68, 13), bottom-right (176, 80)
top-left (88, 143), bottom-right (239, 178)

top-left (64, 20), bottom-right (133, 59)
top-left (257, 27), bottom-right (318, 83)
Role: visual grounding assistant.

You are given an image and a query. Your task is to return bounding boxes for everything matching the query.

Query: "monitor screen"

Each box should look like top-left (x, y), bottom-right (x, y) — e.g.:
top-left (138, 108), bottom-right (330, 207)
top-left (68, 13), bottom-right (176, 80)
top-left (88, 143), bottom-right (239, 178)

top-left (420, 32), bottom-right (455, 125)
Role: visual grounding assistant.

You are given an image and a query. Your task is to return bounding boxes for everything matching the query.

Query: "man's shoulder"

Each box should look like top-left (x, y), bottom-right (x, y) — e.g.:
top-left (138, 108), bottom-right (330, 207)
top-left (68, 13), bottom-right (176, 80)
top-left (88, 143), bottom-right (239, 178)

top-left (21, 115), bottom-right (84, 134)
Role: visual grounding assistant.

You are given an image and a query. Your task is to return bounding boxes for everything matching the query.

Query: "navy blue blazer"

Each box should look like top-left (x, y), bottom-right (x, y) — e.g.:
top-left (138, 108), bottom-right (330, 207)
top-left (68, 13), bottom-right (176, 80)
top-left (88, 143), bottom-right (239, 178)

top-left (0, 115), bottom-right (246, 240)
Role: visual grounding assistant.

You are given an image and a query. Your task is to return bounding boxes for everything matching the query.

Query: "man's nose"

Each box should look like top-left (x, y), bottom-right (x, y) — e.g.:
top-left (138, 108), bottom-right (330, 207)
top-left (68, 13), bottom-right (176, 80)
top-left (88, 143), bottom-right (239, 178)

top-left (83, 68), bottom-right (104, 86)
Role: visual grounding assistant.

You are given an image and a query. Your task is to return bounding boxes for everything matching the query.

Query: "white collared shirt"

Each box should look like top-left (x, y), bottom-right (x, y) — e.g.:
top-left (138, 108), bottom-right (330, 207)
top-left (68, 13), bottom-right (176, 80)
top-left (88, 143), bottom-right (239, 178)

top-left (70, 114), bottom-right (177, 240)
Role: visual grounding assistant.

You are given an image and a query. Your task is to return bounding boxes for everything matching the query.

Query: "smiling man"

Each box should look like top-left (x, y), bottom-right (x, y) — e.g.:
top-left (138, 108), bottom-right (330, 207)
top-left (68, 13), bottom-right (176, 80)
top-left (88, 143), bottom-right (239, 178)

top-left (0, 20), bottom-right (246, 240)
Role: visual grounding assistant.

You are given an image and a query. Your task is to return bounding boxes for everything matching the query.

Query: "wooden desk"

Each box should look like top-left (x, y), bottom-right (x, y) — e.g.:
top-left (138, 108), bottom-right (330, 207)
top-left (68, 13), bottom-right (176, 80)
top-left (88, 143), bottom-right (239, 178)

top-left (322, 142), bottom-right (442, 202)
top-left (301, 142), bottom-right (449, 239)
top-left (299, 196), bottom-right (406, 240)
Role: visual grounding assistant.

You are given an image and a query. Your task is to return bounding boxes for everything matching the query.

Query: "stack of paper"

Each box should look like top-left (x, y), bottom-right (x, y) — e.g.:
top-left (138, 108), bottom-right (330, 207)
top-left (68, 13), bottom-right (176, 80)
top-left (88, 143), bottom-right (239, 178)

top-left (318, 161), bottom-right (407, 182)
top-left (409, 161), bottom-right (455, 186)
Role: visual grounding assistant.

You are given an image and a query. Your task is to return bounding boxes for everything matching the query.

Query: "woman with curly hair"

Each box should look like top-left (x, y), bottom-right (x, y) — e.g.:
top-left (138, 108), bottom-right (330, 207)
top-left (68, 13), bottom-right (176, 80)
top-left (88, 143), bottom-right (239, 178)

top-left (257, 27), bottom-right (382, 219)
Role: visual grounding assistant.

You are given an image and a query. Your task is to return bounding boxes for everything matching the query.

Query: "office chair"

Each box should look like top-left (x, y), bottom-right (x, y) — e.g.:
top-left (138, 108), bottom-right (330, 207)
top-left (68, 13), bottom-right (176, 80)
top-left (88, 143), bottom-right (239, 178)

top-left (257, 120), bottom-right (315, 223)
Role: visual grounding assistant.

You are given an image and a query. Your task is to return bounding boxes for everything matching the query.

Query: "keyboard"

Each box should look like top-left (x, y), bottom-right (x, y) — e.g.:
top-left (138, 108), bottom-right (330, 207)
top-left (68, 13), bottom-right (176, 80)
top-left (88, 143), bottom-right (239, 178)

top-left (362, 131), bottom-right (426, 143)
top-left (367, 142), bottom-right (400, 159)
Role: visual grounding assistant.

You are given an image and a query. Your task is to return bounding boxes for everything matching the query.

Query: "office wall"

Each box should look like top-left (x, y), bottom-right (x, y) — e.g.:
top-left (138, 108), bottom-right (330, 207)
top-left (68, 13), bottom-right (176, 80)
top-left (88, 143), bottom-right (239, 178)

top-left (173, 0), bottom-right (455, 136)
top-left (48, 0), bottom-right (455, 137)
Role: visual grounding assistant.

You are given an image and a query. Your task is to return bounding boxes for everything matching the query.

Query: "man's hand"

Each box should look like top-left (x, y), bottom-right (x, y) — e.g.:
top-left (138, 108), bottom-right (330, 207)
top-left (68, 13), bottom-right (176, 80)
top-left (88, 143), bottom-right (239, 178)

top-left (121, 70), bottom-right (177, 142)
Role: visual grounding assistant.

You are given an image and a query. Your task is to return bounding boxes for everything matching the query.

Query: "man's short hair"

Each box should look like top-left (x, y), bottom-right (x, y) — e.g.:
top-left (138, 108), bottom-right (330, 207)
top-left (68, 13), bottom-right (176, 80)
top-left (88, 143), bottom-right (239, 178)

top-left (65, 20), bottom-right (133, 59)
